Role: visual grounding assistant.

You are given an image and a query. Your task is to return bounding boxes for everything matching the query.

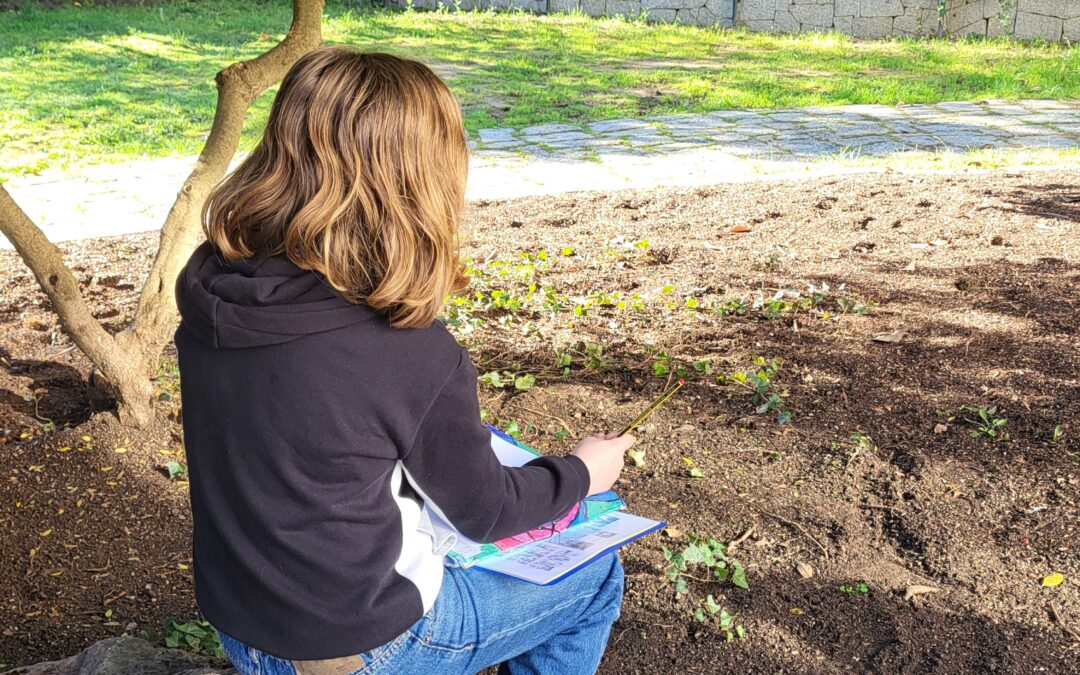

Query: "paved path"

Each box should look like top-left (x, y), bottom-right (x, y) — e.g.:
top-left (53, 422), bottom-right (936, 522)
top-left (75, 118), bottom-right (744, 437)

top-left (3, 99), bottom-right (1079, 247)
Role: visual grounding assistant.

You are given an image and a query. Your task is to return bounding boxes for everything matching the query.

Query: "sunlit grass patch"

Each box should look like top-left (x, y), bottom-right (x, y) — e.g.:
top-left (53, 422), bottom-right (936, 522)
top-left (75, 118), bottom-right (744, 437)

top-left (2, 1), bottom-right (1078, 175)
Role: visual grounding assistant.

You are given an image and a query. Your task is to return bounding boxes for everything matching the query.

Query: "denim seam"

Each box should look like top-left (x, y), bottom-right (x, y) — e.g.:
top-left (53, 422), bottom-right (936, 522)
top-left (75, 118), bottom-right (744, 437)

top-left (476, 590), bottom-right (598, 647)
top-left (359, 631), bottom-right (412, 672)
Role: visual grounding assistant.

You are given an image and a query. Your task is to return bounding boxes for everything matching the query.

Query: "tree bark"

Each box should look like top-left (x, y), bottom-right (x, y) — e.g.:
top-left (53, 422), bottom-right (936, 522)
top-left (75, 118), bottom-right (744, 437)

top-left (0, 188), bottom-right (155, 425)
top-left (0, 0), bottom-right (325, 426)
top-left (130, 0), bottom-right (325, 357)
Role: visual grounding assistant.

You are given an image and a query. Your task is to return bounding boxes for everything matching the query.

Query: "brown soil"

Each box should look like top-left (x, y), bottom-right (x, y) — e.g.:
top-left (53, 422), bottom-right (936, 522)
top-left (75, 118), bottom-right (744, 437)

top-left (2, 169), bottom-right (1078, 673)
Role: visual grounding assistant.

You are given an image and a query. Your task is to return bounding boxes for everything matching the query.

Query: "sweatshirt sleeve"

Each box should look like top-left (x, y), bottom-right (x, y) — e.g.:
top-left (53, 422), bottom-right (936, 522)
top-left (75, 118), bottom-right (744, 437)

top-left (402, 348), bottom-right (591, 544)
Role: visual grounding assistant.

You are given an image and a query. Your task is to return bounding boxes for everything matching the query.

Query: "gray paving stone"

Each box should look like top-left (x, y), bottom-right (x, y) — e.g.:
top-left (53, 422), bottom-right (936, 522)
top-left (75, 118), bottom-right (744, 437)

top-left (935, 101), bottom-right (985, 113)
top-left (478, 128), bottom-right (516, 143)
top-left (772, 138), bottom-right (842, 155)
top-left (520, 123), bottom-right (583, 137)
top-left (626, 133), bottom-right (673, 147)
top-left (707, 110), bottom-right (767, 121)
top-left (479, 140), bottom-right (524, 149)
top-left (1007, 135), bottom-right (1078, 148)
top-left (587, 118), bottom-right (653, 133)
top-left (892, 134), bottom-right (948, 148)
top-left (933, 133), bottom-right (1010, 148)
top-left (532, 131), bottom-right (593, 143)
top-left (832, 124), bottom-right (893, 138)
top-left (851, 140), bottom-right (915, 155)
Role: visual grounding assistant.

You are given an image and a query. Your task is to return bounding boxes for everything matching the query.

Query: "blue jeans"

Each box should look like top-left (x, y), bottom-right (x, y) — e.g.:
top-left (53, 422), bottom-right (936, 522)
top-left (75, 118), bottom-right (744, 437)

top-left (218, 554), bottom-right (624, 675)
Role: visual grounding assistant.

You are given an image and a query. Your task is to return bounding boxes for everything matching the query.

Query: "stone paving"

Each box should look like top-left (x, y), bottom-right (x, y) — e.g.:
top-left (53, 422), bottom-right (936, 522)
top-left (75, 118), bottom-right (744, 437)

top-left (3, 98), bottom-right (1079, 247)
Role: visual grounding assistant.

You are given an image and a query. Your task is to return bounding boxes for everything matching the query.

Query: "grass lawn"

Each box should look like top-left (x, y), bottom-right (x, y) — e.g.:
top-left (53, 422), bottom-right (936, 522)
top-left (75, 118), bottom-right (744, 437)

top-left (1, 1), bottom-right (1079, 175)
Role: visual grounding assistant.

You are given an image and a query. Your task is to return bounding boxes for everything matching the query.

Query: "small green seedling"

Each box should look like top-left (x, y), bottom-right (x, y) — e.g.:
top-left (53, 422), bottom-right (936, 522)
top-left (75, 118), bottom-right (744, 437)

top-left (1051, 424), bottom-right (1064, 445)
top-left (694, 595), bottom-right (747, 641)
top-left (959, 404), bottom-right (1010, 441)
top-left (717, 356), bottom-right (791, 424)
top-left (839, 582), bottom-right (869, 595)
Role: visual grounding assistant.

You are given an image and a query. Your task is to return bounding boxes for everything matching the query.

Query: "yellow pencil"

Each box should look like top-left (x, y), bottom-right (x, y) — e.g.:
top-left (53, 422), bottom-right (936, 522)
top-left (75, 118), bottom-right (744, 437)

top-left (617, 379), bottom-right (685, 437)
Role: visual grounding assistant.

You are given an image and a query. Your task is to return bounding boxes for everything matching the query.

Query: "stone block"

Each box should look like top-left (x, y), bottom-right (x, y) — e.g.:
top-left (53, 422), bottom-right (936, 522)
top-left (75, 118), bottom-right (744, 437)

top-left (791, 3), bottom-right (835, 26)
top-left (580, 0), bottom-right (607, 14)
top-left (859, 0), bottom-right (903, 17)
top-left (774, 8), bottom-right (802, 30)
top-left (740, 0), bottom-right (778, 20)
top-left (745, 18), bottom-right (780, 30)
top-left (834, 13), bottom-right (855, 30)
top-left (706, 0), bottom-right (735, 20)
top-left (947, 2), bottom-right (985, 29)
top-left (549, 0), bottom-right (580, 12)
top-left (607, 0), bottom-right (643, 15)
top-left (893, 11), bottom-right (922, 33)
top-left (835, 0), bottom-right (858, 15)
top-left (853, 14), bottom-right (894, 35)
top-left (1066, 17), bottom-right (1080, 39)
top-left (1017, 0), bottom-right (1080, 19)
top-left (648, 7), bottom-right (679, 19)
top-left (1013, 10), bottom-right (1064, 38)
top-left (953, 19), bottom-right (990, 36)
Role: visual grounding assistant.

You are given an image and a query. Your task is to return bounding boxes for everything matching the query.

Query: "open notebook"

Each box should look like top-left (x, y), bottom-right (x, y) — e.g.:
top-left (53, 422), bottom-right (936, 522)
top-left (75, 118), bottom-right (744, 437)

top-left (422, 427), bottom-right (664, 585)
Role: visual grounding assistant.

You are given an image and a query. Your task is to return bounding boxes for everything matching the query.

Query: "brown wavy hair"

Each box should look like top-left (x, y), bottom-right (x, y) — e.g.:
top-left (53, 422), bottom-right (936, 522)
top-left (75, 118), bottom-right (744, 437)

top-left (203, 47), bottom-right (469, 328)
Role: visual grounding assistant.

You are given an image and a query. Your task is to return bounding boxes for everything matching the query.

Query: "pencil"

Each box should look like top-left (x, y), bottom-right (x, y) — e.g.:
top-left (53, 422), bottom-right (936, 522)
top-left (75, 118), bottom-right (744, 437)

top-left (617, 379), bottom-right (685, 437)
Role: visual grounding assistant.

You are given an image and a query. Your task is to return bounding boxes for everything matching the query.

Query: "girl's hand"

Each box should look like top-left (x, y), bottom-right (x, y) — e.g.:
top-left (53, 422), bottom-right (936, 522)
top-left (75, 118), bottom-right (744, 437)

top-left (571, 432), bottom-right (636, 495)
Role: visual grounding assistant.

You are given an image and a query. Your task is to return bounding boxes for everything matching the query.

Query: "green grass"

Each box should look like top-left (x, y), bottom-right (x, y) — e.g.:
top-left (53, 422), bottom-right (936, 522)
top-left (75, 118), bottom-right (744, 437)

top-left (2, 1), bottom-right (1079, 175)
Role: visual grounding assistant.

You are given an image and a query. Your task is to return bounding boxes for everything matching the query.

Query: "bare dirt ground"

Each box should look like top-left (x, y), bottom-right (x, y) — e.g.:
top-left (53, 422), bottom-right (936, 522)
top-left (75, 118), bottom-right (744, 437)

top-left (1, 169), bottom-right (1078, 673)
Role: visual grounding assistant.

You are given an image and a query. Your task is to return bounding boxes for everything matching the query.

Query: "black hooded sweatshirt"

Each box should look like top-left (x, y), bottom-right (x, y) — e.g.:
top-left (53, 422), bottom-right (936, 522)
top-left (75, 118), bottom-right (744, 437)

top-left (175, 242), bottom-right (590, 660)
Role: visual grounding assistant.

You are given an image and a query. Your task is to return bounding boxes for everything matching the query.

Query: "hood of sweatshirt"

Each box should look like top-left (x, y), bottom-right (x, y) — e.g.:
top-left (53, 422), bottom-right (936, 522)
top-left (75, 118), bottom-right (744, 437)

top-left (176, 242), bottom-right (375, 349)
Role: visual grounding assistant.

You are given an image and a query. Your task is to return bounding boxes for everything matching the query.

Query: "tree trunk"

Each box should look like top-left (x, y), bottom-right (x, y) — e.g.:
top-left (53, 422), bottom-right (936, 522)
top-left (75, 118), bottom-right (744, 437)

top-left (0, 0), bottom-right (325, 427)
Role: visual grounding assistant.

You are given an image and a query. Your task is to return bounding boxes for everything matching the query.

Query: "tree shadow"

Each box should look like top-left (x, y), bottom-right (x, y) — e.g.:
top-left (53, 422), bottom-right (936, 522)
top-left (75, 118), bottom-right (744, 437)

top-left (995, 182), bottom-right (1080, 223)
top-left (602, 571), bottom-right (1072, 673)
top-left (0, 348), bottom-right (106, 427)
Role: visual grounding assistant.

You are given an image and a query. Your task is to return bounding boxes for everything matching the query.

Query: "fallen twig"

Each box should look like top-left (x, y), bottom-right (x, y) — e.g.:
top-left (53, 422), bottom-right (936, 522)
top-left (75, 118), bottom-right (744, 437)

top-left (760, 510), bottom-right (830, 563)
top-left (726, 523), bottom-right (755, 553)
top-left (903, 584), bottom-right (940, 602)
top-left (507, 402), bottom-right (576, 437)
top-left (1050, 601), bottom-right (1080, 642)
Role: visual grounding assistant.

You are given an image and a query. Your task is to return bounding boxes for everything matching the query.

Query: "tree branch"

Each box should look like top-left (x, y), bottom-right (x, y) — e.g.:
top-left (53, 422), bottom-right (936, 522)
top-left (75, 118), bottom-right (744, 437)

top-left (129, 0), bottom-right (326, 354)
top-left (0, 186), bottom-right (118, 370)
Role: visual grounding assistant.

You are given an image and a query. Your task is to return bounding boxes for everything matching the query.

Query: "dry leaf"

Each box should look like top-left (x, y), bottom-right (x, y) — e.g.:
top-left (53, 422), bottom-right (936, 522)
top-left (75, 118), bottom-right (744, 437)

top-left (789, 607), bottom-right (805, 615)
top-left (796, 562), bottom-right (814, 579)
top-left (933, 423), bottom-right (949, 435)
top-left (872, 329), bottom-right (907, 343)
top-left (664, 527), bottom-right (684, 538)
top-left (730, 225), bottom-right (752, 234)
top-left (903, 261), bottom-right (916, 272)
top-left (1042, 573), bottom-right (1064, 587)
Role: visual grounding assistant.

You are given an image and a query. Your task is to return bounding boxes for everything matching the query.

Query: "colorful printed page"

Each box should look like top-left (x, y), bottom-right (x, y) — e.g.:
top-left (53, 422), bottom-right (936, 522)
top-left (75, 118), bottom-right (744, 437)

top-left (426, 428), bottom-right (626, 567)
top-left (473, 511), bottom-right (665, 585)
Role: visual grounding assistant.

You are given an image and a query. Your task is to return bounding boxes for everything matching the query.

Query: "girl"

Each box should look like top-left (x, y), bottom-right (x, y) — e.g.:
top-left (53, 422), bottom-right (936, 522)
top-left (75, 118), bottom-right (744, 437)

top-left (175, 47), bottom-right (634, 675)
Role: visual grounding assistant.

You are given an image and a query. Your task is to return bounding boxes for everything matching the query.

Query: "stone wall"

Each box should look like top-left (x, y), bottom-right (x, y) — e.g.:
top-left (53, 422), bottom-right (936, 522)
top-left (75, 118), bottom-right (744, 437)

top-left (394, 0), bottom-right (1078, 38)
top-left (737, 0), bottom-right (939, 37)
top-left (392, 0), bottom-right (736, 26)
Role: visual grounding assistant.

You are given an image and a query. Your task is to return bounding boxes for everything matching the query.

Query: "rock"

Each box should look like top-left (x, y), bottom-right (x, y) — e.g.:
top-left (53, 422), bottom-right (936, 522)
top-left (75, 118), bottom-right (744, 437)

top-left (1, 637), bottom-right (232, 675)
top-left (1014, 11), bottom-right (1064, 39)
